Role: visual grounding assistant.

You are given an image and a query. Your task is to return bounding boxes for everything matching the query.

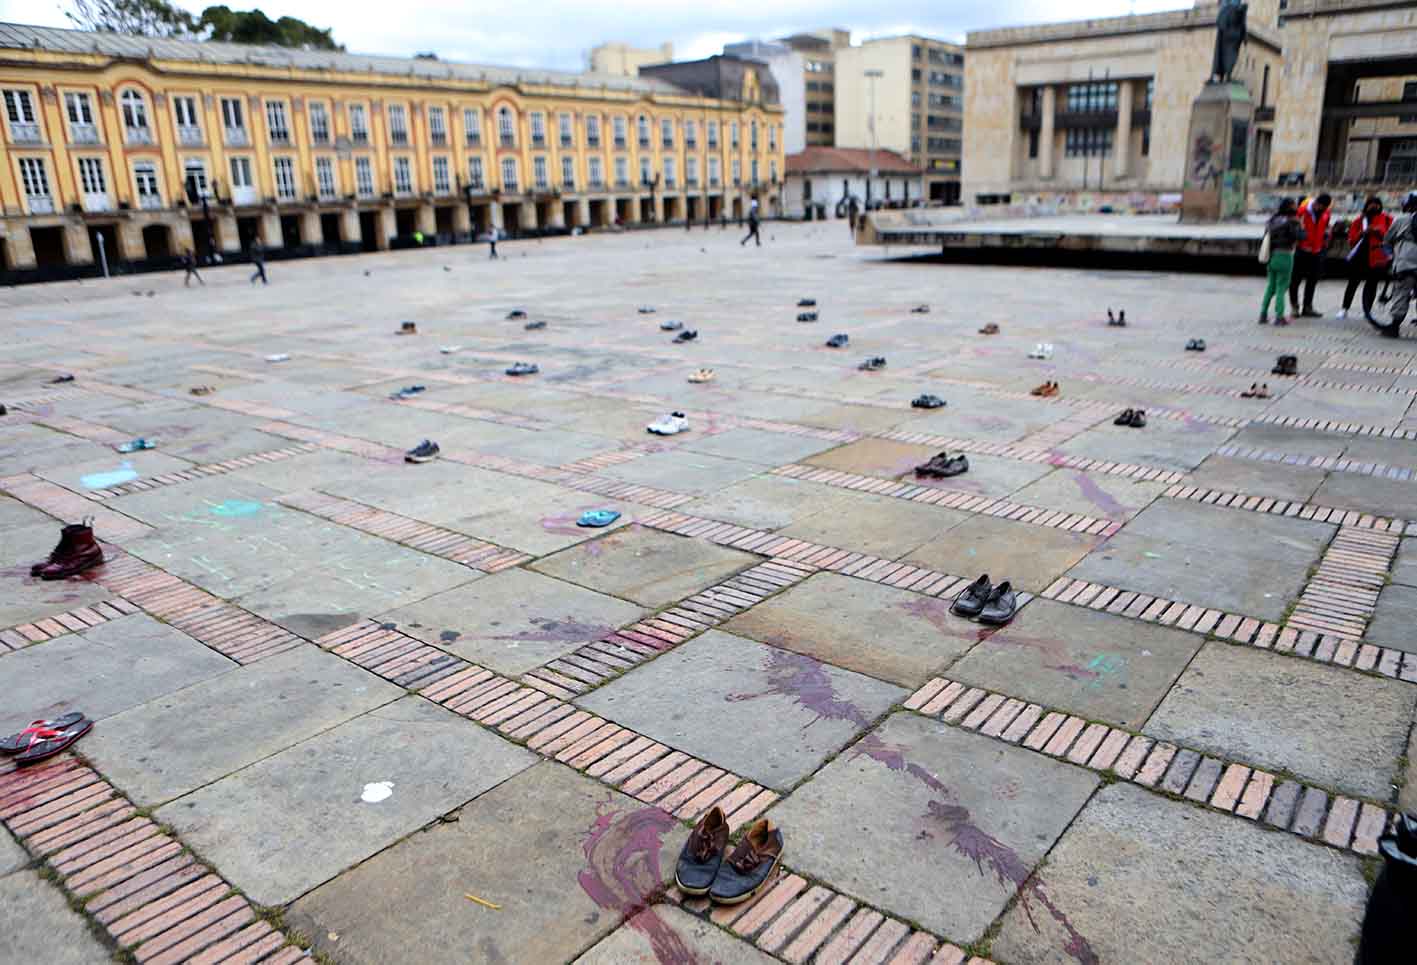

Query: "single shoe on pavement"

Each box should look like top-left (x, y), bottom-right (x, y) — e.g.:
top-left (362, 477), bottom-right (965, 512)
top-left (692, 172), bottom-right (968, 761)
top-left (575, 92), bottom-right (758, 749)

top-left (911, 394), bottom-right (946, 409)
top-left (506, 362), bottom-right (539, 376)
top-left (524, 319), bottom-right (547, 330)
top-left (397, 321), bottom-right (418, 335)
top-left (825, 334), bottom-right (849, 348)
top-left (30, 521), bottom-right (104, 581)
top-left (507, 309), bottom-right (528, 320)
top-left (675, 806), bottom-right (728, 896)
top-left (797, 312), bottom-right (818, 323)
top-left (660, 319), bottom-right (684, 331)
top-left (978, 581), bottom-right (1018, 626)
top-left (858, 356), bottom-right (886, 371)
top-left (708, 818), bottom-right (783, 905)
top-left (115, 438), bottom-right (155, 453)
top-left (405, 439), bottom-right (441, 463)
top-left (674, 329), bottom-right (698, 343)
top-left (979, 323), bottom-right (1000, 335)
top-left (797, 298), bottom-right (817, 307)
top-left (952, 574), bottom-right (992, 618)
top-left (638, 306), bottom-right (657, 314)
top-left (647, 412), bottom-right (689, 436)
top-left (688, 368), bottom-right (715, 383)
top-left (912, 304), bottom-right (930, 314)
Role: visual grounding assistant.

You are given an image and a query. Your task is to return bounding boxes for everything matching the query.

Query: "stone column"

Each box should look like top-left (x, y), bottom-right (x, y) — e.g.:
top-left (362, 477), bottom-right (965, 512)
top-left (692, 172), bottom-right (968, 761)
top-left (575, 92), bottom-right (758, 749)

top-left (546, 202), bottom-right (565, 229)
top-left (339, 208), bottom-right (361, 247)
top-left (1115, 81), bottom-right (1134, 181)
top-left (416, 202), bottom-right (436, 235)
top-left (258, 212), bottom-right (283, 249)
top-left (520, 200), bottom-right (537, 230)
top-left (452, 204), bottom-right (472, 236)
top-left (488, 203), bottom-right (504, 231)
top-left (376, 206), bottom-right (396, 249)
top-left (650, 194), bottom-right (664, 222)
top-left (212, 212), bottom-right (241, 254)
top-left (1039, 86), bottom-right (1056, 180)
top-left (170, 216), bottom-right (196, 254)
top-left (116, 221), bottom-right (146, 261)
top-left (299, 210), bottom-right (323, 248)
top-left (628, 197), bottom-right (642, 223)
top-left (62, 221), bottom-right (95, 266)
top-left (575, 198), bottom-right (591, 227)
top-left (3, 227), bottom-right (38, 269)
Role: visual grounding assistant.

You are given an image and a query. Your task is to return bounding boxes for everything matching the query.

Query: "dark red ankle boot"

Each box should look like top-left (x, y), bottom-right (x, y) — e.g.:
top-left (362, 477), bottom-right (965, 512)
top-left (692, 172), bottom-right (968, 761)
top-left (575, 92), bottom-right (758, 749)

top-left (31, 521), bottom-right (104, 580)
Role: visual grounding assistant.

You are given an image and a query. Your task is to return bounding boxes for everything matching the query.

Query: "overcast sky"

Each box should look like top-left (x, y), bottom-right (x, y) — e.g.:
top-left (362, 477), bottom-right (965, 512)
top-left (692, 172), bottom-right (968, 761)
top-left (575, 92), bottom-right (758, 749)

top-left (4, 0), bottom-right (1184, 70)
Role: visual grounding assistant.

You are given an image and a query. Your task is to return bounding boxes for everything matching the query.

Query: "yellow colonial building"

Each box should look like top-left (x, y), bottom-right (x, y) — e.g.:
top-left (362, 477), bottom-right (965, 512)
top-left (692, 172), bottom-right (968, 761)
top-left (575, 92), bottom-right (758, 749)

top-left (0, 22), bottom-right (785, 279)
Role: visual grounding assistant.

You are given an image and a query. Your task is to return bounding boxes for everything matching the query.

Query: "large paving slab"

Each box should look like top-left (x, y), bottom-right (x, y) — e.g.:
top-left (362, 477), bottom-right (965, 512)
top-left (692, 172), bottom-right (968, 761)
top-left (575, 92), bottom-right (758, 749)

top-left (946, 599), bottom-right (1202, 729)
top-left (0, 870), bottom-right (113, 965)
top-left (779, 491), bottom-right (969, 560)
top-left (1146, 643), bottom-right (1415, 798)
top-left (990, 781), bottom-right (1368, 965)
top-left (378, 568), bottom-right (646, 674)
top-left (288, 763), bottom-right (679, 965)
top-left (1056, 418), bottom-right (1237, 472)
top-left (1313, 470), bottom-right (1417, 521)
top-left (1366, 583), bottom-right (1417, 654)
top-left (725, 571), bottom-right (979, 687)
top-left (1185, 454), bottom-right (1327, 503)
top-left (531, 525), bottom-right (755, 608)
top-left (0, 829), bottom-right (27, 876)
top-left (0, 614), bottom-right (235, 728)
top-left (679, 475), bottom-right (858, 530)
top-left (157, 696), bottom-right (536, 905)
top-left (578, 630), bottom-right (906, 789)
top-left (767, 712), bottom-right (1098, 942)
top-left (1010, 467), bottom-right (1168, 521)
top-left (802, 437), bottom-right (938, 478)
top-left (903, 515), bottom-right (1102, 593)
top-left (82, 645), bottom-right (402, 805)
top-left (573, 905), bottom-right (778, 964)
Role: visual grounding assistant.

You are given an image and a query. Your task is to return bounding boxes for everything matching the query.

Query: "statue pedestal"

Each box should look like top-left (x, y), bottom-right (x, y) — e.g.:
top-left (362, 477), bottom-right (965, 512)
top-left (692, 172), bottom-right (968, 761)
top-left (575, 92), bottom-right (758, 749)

top-left (1180, 81), bottom-right (1253, 223)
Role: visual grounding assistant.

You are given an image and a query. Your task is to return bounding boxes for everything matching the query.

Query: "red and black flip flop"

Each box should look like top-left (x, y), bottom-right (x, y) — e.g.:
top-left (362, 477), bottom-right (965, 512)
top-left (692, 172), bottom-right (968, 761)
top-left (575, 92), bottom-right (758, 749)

top-left (13, 718), bottom-right (92, 766)
top-left (1, 712), bottom-right (85, 754)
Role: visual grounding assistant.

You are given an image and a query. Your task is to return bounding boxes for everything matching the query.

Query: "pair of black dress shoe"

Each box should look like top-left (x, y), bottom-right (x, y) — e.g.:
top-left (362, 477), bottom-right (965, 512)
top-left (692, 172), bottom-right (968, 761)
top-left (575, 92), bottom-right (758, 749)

top-left (951, 574), bottom-right (1017, 626)
top-left (675, 808), bottom-right (784, 905)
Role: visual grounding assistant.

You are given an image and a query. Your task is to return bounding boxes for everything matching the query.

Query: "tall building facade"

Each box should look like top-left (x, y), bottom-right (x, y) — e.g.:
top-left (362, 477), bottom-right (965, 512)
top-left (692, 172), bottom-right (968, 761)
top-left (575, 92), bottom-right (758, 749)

top-left (834, 36), bottom-right (965, 204)
top-left (723, 40), bottom-right (806, 154)
top-left (588, 42), bottom-right (674, 78)
top-left (0, 23), bottom-right (783, 279)
top-left (778, 31), bottom-right (851, 148)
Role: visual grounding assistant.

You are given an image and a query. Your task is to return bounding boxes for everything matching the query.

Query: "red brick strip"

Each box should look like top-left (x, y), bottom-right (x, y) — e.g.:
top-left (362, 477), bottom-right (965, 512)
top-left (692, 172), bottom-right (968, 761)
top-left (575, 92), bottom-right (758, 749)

top-left (1162, 484), bottom-right (1405, 534)
top-left (1287, 527), bottom-right (1400, 640)
top-left (278, 491), bottom-right (530, 573)
top-left (903, 676), bottom-right (1391, 858)
top-left (0, 599), bottom-right (139, 652)
top-left (1039, 576), bottom-right (1417, 684)
top-left (0, 756), bottom-right (311, 962)
top-left (0, 474), bottom-right (153, 542)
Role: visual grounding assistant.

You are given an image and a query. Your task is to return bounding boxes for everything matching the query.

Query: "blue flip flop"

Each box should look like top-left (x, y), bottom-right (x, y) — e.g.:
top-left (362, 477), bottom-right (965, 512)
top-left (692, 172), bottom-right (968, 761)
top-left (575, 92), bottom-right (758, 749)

top-left (577, 509), bottom-right (621, 528)
top-left (115, 438), bottom-right (155, 453)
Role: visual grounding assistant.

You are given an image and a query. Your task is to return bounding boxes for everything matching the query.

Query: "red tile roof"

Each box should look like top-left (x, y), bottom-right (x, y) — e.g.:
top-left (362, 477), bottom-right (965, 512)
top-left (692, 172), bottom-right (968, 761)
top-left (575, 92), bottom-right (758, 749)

top-left (785, 147), bottom-right (920, 175)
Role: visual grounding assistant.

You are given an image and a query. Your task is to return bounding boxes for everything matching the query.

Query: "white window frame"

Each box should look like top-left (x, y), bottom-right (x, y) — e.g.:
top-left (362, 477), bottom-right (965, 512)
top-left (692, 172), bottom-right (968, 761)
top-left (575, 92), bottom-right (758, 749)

top-left (349, 103), bottom-right (369, 143)
top-left (613, 156), bottom-right (627, 187)
top-left (183, 158), bottom-right (209, 200)
top-left (428, 105), bottom-right (447, 144)
top-left (558, 112), bottom-right (573, 147)
top-left (708, 156), bottom-right (721, 187)
top-left (393, 155), bottom-right (413, 195)
top-left (133, 160), bottom-right (161, 209)
top-left (637, 114), bottom-right (650, 147)
top-left (663, 156), bottom-right (676, 188)
top-left (355, 156), bottom-right (375, 197)
top-left (533, 155), bottom-right (549, 190)
top-left (5, 89), bottom-right (41, 143)
top-left (120, 89), bottom-right (151, 144)
top-left (432, 155), bottom-right (451, 194)
top-left (265, 100), bottom-right (290, 144)
top-left (78, 156), bottom-right (109, 211)
top-left (467, 156), bottom-right (485, 190)
top-left (751, 158), bottom-right (759, 185)
top-left (731, 122), bottom-right (739, 148)
top-left (530, 111), bottom-right (546, 147)
top-left (639, 156), bottom-right (652, 186)
top-left (732, 157), bottom-right (741, 186)
top-left (589, 156), bottom-right (604, 188)
top-left (685, 119), bottom-right (697, 148)
top-left (498, 107), bottom-right (515, 146)
top-left (586, 114), bottom-right (601, 147)
top-left (612, 115), bottom-right (627, 148)
top-left (707, 120), bottom-right (718, 148)
top-left (463, 107), bottom-right (481, 145)
top-left (220, 96), bottom-right (247, 145)
top-left (229, 155), bottom-right (256, 204)
top-left (561, 155), bottom-right (574, 188)
top-left (20, 156), bottom-right (52, 212)
top-left (387, 104), bottom-right (408, 145)
top-left (309, 101), bottom-right (331, 143)
top-left (273, 155), bottom-right (297, 200)
top-left (173, 95), bottom-right (202, 144)
top-left (64, 91), bottom-right (99, 144)
top-left (315, 156), bottom-right (337, 199)
top-left (686, 156), bottom-right (699, 187)
top-left (660, 117), bottom-right (674, 148)
top-left (501, 157), bottom-right (518, 192)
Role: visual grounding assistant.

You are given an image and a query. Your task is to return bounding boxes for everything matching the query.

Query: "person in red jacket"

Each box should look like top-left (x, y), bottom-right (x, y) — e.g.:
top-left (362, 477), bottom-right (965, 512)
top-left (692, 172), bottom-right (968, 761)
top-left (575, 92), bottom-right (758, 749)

top-left (1337, 196), bottom-right (1393, 324)
top-left (1289, 193), bottom-right (1332, 318)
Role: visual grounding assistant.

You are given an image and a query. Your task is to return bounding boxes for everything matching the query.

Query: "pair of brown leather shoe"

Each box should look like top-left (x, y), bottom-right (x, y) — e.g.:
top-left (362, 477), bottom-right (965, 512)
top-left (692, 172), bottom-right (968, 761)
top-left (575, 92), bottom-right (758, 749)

top-left (30, 522), bottom-right (104, 581)
top-left (675, 807), bottom-right (784, 905)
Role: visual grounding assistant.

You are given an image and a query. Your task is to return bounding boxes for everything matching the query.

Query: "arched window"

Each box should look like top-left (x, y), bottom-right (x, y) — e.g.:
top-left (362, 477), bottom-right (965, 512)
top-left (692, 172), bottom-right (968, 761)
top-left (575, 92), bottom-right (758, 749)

top-left (120, 89), bottom-right (151, 142)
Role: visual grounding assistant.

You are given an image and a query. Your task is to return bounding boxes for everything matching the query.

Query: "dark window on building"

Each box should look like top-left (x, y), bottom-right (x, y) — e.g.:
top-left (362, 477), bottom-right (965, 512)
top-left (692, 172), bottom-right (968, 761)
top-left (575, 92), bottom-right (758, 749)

top-left (926, 115), bottom-right (962, 131)
top-left (1028, 129), bottom-right (1039, 159)
top-left (1141, 126), bottom-right (1150, 156)
top-left (1403, 82), bottom-right (1417, 124)
top-left (912, 45), bottom-right (922, 60)
top-left (928, 136), bottom-right (960, 153)
top-left (1065, 128), bottom-right (1113, 157)
top-left (912, 69), bottom-right (921, 82)
top-left (1065, 82), bottom-right (1118, 113)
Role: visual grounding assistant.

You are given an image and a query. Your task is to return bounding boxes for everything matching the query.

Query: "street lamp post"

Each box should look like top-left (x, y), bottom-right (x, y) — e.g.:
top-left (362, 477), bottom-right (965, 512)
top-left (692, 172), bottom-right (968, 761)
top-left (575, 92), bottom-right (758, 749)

top-left (865, 69), bottom-right (883, 208)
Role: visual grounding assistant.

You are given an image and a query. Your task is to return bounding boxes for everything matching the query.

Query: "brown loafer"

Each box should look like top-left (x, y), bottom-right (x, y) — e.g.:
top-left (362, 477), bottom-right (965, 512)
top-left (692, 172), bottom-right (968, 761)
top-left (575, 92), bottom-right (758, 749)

top-left (675, 807), bottom-right (729, 896)
top-left (709, 818), bottom-right (783, 905)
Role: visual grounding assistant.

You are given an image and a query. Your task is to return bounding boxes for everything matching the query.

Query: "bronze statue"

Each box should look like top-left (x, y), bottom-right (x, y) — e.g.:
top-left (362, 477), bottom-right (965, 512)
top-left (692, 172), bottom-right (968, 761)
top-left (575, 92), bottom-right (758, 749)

top-left (1211, 0), bottom-right (1248, 83)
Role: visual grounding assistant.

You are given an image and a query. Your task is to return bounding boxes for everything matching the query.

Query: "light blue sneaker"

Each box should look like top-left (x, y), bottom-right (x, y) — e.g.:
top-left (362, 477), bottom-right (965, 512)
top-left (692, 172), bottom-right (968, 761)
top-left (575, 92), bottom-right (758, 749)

top-left (577, 509), bottom-right (621, 528)
top-left (115, 438), bottom-right (155, 453)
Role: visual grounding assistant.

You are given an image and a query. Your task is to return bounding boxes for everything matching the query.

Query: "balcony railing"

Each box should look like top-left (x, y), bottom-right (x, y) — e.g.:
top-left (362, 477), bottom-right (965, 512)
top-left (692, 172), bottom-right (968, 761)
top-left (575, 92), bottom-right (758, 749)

top-left (710, 177), bottom-right (721, 188)
top-left (138, 193), bottom-right (163, 209)
top-left (665, 178), bottom-right (677, 189)
top-left (560, 136), bottom-right (573, 148)
top-left (563, 179), bottom-right (575, 190)
top-left (532, 134), bottom-right (546, 148)
top-left (177, 124), bottom-right (203, 145)
top-left (615, 178), bottom-right (629, 189)
top-left (433, 181), bottom-right (451, 195)
top-left (125, 126), bottom-right (154, 145)
top-left (686, 177), bottom-right (699, 188)
top-left (269, 131), bottom-right (292, 146)
top-left (70, 123), bottom-right (100, 144)
top-left (431, 132), bottom-right (447, 146)
top-left (504, 179), bottom-right (519, 192)
top-left (225, 127), bottom-right (249, 146)
top-left (466, 133), bottom-right (481, 147)
top-left (614, 137), bottom-right (626, 149)
top-left (390, 131), bottom-right (408, 146)
top-left (11, 122), bottom-right (41, 143)
top-left (686, 139), bottom-right (697, 149)
top-left (638, 137), bottom-right (650, 149)
top-left (500, 133), bottom-right (515, 148)
top-left (708, 139), bottom-right (718, 149)
top-left (662, 138), bottom-right (673, 149)
top-left (352, 131), bottom-right (369, 145)
top-left (27, 195), bottom-right (54, 214)
top-left (311, 130), bottom-right (331, 145)
top-left (588, 135), bottom-right (601, 148)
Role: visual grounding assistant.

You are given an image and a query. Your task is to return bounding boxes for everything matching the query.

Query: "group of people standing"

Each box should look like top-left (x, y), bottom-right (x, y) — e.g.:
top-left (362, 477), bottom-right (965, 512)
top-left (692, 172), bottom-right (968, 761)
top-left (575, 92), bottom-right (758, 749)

top-left (1261, 190), bottom-right (1417, 337)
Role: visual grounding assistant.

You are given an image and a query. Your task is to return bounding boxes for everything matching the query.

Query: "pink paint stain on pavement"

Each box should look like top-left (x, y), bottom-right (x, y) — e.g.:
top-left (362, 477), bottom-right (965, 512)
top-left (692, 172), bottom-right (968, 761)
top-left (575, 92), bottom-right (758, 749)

top-left (488, 615), bottom-right (614, 644)
top-left (579, 796), bottom-right (700, 964)
top-left (727, 647), bottom-right (1097, 964)
top-left (1066, 471), bottom-right (1129, 520)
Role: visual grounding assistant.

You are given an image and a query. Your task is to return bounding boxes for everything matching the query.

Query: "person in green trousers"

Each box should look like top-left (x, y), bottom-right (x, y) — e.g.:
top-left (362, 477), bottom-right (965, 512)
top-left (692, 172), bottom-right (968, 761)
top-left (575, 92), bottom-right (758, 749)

top-left (1261, 198), bottom-right (1301, 325)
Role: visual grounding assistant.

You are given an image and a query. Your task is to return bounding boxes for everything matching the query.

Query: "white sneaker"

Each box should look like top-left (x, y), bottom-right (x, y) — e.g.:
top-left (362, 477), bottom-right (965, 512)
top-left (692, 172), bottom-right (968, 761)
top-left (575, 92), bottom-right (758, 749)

top-left (647, 412), bottom-right (689, 436)
top-left (1028, 343), bottom-right (1054, 360)
top-left (1334, 309), bottom-right (1348, 320)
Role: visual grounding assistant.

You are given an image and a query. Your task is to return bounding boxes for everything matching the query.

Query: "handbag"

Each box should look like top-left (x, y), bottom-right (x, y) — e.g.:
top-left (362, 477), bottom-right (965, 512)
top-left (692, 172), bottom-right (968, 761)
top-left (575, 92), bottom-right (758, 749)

top-left (1258, 230), bottom-right (1271, 265)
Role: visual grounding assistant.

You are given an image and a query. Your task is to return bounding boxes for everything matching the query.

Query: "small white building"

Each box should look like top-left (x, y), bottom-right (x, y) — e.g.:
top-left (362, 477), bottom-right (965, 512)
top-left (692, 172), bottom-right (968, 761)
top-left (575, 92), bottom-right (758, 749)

top-left (784, 147), bottom-right (925, 219)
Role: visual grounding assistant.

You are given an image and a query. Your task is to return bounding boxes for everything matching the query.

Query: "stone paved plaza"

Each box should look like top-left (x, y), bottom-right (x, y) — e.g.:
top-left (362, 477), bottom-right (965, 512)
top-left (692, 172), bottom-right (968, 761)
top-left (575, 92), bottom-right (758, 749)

top-left (2, 222), bottom-right (1415, 964)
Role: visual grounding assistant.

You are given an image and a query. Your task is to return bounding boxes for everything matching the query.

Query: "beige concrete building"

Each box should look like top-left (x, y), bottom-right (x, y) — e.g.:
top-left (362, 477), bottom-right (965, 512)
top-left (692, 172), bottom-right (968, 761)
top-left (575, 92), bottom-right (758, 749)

top-left (963, 0), bottom-right (1417, 207)
top-left (588, 42), bottom-right (674, 78)
top-left (963, 5), bottom-right (1282, 207)
top-left (778, 31), bottom-right (851, 147)
top-left (835, 36), bottom-right (965, 203)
